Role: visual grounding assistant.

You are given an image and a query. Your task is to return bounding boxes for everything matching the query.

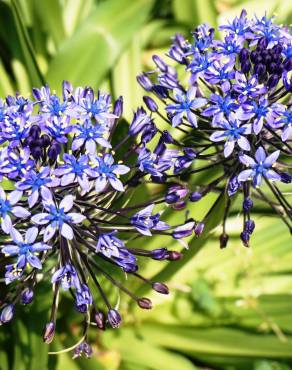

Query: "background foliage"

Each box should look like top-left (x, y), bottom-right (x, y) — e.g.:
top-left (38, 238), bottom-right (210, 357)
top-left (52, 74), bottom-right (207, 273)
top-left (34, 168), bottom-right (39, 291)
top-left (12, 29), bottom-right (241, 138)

top-left (0, 0), bottom-right (292, 369)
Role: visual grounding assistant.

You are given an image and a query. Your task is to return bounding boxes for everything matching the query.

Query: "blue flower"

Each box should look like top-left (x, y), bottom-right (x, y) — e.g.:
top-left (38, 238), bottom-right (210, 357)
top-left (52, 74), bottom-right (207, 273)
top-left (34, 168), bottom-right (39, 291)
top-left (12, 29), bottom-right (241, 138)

top-left (2, 227), bottom-right (50, 270)
top-left (273, 105), bottom-right (292, 141)
top-left (96, 232), bottom-right (137, 272)
top-left (165, 87), bottom-right (207, 127)
top-left (210, 113), bottom-right (251, 157)
top-left (54, 154), bottom-right (95, 192)
top-left (16, 167), bottom-right (60, 208)
top-left (91, 153), bottom-right (130, 192)
top-left (42, 116), bottom-right (72, 144)
top-left (236, 96), bottom-right (273, 134)
top-left (130, 204), bottom-right (170, 236)
top-left (0, 148), bottom-right (34, 180)
top-left (51, 264), bottom-right (81, 291)
top-left (76, 88), bottom-right (117, 123)
top-left (0, 187), bottom-right (30, 234)
top-left (204, 59), bottom-right (235, 92)
top-left (187, 52), bottom-right (213, 82)
top-left (219, 9), bottom-right (252, 40)
top-left (233, 71), bottom-right (267, 103)
top-left (238, 147), bottom-right (281, 186)
top-left (203, 93), bottom-right (239, 125)
top-left (31, 194), bottom-right (86, 241)
top-left (71, 119), bottom-right (111, 153)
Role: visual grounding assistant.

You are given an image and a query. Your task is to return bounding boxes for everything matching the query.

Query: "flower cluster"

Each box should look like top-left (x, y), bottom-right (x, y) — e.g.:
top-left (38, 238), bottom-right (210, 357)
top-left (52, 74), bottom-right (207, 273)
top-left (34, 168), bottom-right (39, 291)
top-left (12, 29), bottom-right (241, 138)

top-left (137, 11), bottom-right (292, 247)
top-left (0, 82), bottom-right (193, 355)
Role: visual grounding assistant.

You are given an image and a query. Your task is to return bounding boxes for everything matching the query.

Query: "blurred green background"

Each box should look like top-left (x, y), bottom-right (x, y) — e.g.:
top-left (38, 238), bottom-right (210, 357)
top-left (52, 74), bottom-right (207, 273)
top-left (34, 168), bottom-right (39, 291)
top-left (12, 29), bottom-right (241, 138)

top-left (0, 0), bottom-right (292, 369)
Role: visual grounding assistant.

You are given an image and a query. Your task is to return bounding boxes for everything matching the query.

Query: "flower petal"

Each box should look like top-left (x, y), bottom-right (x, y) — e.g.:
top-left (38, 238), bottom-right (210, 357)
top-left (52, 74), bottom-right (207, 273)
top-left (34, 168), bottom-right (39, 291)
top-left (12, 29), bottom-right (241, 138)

top-left (61, 223), bottom-right (74, 240)
top-left (25, 227), bottom-right (38, 244)
top-left (59, 195), bottom-right (74, 212)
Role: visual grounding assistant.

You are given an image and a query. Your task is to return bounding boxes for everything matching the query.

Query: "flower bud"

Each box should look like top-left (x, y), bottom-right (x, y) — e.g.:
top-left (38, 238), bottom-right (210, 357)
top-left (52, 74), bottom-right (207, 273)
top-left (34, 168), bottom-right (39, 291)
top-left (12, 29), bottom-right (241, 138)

top-left (150, 248), bottom-right (168, 260)
top-left (107, 309), bottom-right (121, 328)
top-left (172, 221), bottom-right (195, 239)
top-left (243, 197), bottom-right (253, 211)
top-left (43, 322), bottom-right (55, 343)
top-left (94, 311), bottom-right (106, 331)
top-left (0, 304), bottom-right (14, 323)
top-left (152, 55), bottom-right (168, 72)
top-left (281, 172), bottom-right (292, 183)
top-left (143, 96), bottom-right (158, 112)
top-left (113, 96), bottom-right (123, 117)
top-left (244, 219), bottom-right (255, 234)
top-left (166, 251), bottom-right (182, 261)
top-left (189, 192), bottom-right (202, 202)
top-left (29, 125), bottom-right (41, 139)
top-left (137, 297), bottom-right (152, 309)
top-left (194, 222), bottom-right (205, 236)
top-left (21, 288), bottom-right (34, 305)
top-left (152, 282), bottom-right (169, 295)
top-left (137, 74), bottom-right (153, 91)
top-left (220, 233), bottom-right (229, 249)
top-left (240, 231), bottom-right (250, 246)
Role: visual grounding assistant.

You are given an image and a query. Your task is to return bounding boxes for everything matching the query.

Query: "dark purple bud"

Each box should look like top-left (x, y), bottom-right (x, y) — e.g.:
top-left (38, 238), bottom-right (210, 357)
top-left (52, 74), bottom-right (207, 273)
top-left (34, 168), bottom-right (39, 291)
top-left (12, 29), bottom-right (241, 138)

top-left (73, 341), bottom-right (93, 359)
top-left (137, 297), bottom-right (152, 309)
top-left (32, 88), bottom-right (42, 100)
top-left (29, 125), bottom-right (41, 139)
top-left (165, 193), bottom-right (179, 204)
top-left (62, 80), bottom-right (73, 100)
top-left (241, 61), bottom-right (251, 74)
top-left (268, 62), bottom-right (278, 73)
top-left (150, 248), bottom-right (168, 260)
top-left (152, 282), bottom-right (169, 295)
top-left (258, 37), bottom-right (268, 49)
top-left (250, 50), bottom-right (259, 63)
top-left (189, 192), bottom-right (202, 202)
top-left (244, 220), bottom-right (255, 234)
top-left (239, 48), bottom-right (249, 63)
top-left (184, 147), bottom-right (196, 160)
top-left (152, 84), bottom-right (169, 99)
top-left (113, 96), bottom-right (123, 117)
top-left (41, 134), bottom-right (51, 147)
top-left (143, 96), bottom-right (158, 112)
top-left (152, 55), bottom-right (168, 72)
top-left (284, 58), bottom-right (292, 71)
top-left (172, 200), bottom-right (186, 210)
top-left (43, 322), bottom-right (55, 343)
top-left (94, 311), bottom-right (106, 330)
top-left (130, 107), bottom-right (151, 136)
top-left (151, 173), bottom-right (166, 183)
top-left (268, 74), bottom-right (280, 88)
top-left (272, 43), bottom-right (283, 54)
top-left (228, 177), bottom-right (240, 196)
top-left (76, 303), bottom-right (87, 313)
top-left (24, 136), bottom-right (35, 147)
top-left (194, 222), bottom-right (205, 236)
top-left (240, 231), bottom-right (250, 246)
top-left (243, 197), bottom-right (253, 211)
top-left (254, 63), bottom-right (266, 77)
top-left (166, 187), bottom-right (185, 205)
top-left (154, 141), bottom-right (166, 157)
top-left (137, 74), bottom-right (153, 91)
top-left (161, 130), bottom-right (174, 144)
top-left (220, 233), bottom-right (229, 249)
top-left (48, 143), bottom-right (61, 161)
top-left (141, 123), bottom-right (157, 143)
top-left (280, 172), bottom-right (292, 183)
top-left (0, 304), bottom-right (14, 323)
top-left (31, 146), bottom-right (42, 160)
top-left (21, 288), bottom-right (34, 305)
top-left (166, 251), bottom-right (182, 261)
top-left (276, 64), bottom-right (284, 75)
top-left (107, 309), bottom-right (122, 328)
top-left (172, 221), bottom-right (195, 239)
top-left (263, 54), bottom-right (272, 65)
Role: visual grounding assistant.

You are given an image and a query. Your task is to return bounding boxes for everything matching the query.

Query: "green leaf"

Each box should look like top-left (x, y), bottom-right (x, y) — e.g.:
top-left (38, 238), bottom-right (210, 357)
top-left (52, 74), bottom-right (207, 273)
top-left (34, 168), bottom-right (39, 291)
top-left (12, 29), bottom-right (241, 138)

top-left (46, 0), bottom-right (154, 90)
top-left (10, 0), bottom-right (45, 87)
